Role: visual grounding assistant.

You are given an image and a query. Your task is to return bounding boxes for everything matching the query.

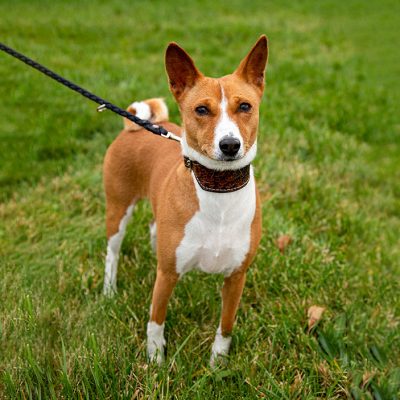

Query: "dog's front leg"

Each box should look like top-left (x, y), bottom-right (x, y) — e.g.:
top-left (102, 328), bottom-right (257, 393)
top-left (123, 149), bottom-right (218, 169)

top-left (147, 267), bottom-right (178, 364)
top-left (210, 271), bottom-right (246, 367)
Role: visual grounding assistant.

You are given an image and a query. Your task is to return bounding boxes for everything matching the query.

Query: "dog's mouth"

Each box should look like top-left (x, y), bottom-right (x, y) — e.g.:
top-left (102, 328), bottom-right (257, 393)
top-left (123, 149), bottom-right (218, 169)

top-left (217, 153), bottom-right (242, 162)
top-left (201, 144), bottom-right (245, 163)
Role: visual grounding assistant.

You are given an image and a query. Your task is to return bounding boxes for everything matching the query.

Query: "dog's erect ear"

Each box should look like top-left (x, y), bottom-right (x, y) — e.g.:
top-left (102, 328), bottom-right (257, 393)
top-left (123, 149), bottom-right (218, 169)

top-left (235, 35), bottom-right (268, 93)
top-left (165, 43), bottom-right (202, 100)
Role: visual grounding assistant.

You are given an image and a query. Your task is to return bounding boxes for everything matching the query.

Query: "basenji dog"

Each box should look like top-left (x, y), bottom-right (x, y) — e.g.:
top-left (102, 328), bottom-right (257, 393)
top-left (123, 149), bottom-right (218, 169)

top-left (103, 35), bottom-right (268, 365)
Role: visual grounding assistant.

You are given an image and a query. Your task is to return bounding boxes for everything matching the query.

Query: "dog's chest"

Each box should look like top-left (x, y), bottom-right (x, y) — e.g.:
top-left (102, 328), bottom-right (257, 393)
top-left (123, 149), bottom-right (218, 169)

top-left (175, 169), bottom-right (256, 276)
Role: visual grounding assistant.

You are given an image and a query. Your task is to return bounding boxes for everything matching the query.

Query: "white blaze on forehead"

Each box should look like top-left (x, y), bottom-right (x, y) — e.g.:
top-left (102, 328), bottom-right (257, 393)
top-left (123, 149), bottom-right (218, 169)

top-left (213, 85), bottom-right (244, 158)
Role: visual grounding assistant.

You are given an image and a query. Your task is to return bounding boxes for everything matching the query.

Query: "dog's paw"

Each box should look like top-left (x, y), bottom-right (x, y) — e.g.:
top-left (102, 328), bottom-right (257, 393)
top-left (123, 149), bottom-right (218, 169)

top-left (103, 283), bottom-right (117, 298)
top-left (210, 351), bottom-right (229, 368)
top-left (147, 321), bottom-right (166, 366)
top-left (147, 345), bottom-right (165, 365)
top-left (210, 328), bottom-right (232, 368)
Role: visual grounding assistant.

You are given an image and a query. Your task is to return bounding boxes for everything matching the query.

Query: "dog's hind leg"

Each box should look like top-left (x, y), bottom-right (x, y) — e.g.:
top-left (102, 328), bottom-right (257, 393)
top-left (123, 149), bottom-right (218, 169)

top-left (149, 221), bottom-right (157, 253)
top-left (103, 200), bottom-right (136, 297)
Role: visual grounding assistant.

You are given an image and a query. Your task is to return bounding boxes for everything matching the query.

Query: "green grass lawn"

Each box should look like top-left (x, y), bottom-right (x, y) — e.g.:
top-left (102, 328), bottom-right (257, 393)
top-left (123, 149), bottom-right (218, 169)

top-left (1, 0), bottom-right (399, 398)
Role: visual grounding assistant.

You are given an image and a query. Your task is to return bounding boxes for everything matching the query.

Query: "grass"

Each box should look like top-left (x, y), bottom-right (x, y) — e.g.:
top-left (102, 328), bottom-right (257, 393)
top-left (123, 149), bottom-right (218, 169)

top-left (0, 0), bottom-right (399, 398)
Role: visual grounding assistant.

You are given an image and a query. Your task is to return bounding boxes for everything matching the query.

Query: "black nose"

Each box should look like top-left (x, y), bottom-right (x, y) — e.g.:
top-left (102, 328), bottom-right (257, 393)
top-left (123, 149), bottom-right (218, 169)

top-left (219, 136), bottom-right (241, 157)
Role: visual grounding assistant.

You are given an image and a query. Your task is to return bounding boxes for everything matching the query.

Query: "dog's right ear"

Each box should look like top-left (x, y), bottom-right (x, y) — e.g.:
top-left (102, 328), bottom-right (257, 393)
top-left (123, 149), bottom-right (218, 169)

top-left (165, 43), bottom-right (202, 100)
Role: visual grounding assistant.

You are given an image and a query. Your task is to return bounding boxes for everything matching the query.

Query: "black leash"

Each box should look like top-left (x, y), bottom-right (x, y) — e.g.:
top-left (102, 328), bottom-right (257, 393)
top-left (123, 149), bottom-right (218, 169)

top-left (0, 42), bottom-right (181, 142)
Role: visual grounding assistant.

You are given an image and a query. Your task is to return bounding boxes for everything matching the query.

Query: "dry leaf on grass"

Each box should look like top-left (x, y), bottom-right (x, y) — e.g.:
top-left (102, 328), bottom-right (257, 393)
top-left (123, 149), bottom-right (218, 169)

top-left (290, 371), bottom-right (303, 395)
top-left (362, 371), bottom-right (376, 389)
top-left (307, 305), bottom-right (325, 332)
top-left (276, 234), bottom-right (292, 253)
top-left (317, 361), bottom-right (331, 387)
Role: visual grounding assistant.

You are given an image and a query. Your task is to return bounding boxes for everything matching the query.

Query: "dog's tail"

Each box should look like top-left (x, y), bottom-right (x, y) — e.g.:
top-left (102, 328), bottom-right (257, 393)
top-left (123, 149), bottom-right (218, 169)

top-left (123, 98), bottom-right (169, 132)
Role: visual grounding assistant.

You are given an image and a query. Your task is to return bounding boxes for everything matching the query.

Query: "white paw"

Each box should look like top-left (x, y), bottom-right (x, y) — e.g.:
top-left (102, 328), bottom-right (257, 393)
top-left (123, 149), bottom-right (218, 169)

top-left (210, 327), bottom-right (231, 368)
top-left (103, 283), bottom-right (117, 297)
top-left (147, 344), bottom-right (165, 365)
top-left (147, 321), bottom-right (166, 365)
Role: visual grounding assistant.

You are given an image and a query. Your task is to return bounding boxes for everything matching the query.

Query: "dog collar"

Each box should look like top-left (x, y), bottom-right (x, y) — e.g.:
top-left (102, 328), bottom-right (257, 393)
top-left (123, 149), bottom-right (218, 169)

top-left (183, 156), bottom-right (251, 193)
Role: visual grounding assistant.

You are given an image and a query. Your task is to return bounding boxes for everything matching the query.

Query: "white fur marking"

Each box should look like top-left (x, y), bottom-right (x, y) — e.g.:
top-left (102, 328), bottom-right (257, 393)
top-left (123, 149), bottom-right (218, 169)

top-left (175, 168), bottom-right (256, 276)
top-left (103, 204), bottom-right (135, 296)
top-left (149, 221), bottom-right (157, 253)
top-left (147, 321), bottom-right (165, 365)
top-left (181, 133), bottom-right (257, 171)
top-left (130, 101), bottom-right (151, 120)
top-left (213, 87), bottom-right (244, 159)
top-left (210, 326), bottom-right (232, 367)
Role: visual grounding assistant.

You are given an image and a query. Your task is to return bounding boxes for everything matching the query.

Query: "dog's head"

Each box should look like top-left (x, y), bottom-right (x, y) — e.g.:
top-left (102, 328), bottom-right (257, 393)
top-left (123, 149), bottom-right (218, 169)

top-left (165, 35), bottom-right (268, 170)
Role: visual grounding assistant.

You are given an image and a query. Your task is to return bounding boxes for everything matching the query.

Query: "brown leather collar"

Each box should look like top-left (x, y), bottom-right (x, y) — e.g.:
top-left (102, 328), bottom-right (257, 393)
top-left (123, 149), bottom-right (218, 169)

top-left (184, 156), bottom-right (251, 193)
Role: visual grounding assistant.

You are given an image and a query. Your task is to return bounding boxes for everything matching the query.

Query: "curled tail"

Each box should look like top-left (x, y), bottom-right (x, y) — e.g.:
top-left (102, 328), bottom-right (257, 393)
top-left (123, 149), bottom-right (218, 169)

top-left (123, 98), bottom-right (169, 131)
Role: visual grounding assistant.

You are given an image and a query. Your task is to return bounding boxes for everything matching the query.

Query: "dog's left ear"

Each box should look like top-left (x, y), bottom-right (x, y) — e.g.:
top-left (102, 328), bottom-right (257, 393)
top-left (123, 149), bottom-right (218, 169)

top-left (235, 35), bottom-right (268, 94)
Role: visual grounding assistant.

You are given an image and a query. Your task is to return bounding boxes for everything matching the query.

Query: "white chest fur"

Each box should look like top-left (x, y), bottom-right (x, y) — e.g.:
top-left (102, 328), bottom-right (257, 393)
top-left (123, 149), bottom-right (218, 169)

top-left (175, 167), bottom-right (256, 276)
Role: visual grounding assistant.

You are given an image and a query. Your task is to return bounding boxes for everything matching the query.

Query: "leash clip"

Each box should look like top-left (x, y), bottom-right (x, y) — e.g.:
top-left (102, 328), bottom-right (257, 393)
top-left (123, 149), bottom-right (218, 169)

top-left (184, 157), bottom-right (192, 169)
top-left (97, 104), bottom-right (107, 112)
top-left (160, 130), bottom-right (182, 143)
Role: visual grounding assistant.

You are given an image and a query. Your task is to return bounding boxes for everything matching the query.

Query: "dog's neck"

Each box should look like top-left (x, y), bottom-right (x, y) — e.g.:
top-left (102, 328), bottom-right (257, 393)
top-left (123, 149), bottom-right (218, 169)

top-left (183, 156), bottom-right (251, 193)
top-left (181, 133), bottom-right (255, 193)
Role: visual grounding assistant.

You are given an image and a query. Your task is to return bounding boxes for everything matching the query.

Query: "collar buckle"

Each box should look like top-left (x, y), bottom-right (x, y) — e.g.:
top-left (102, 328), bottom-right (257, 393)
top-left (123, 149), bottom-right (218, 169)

top-left (184, 156), bottom-right (193, 169)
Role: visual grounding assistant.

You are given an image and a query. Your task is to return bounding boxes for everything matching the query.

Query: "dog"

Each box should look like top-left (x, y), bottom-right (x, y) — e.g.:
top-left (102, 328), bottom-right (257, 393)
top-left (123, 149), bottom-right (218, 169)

top-left (103, 35), bottom-right (268, 365)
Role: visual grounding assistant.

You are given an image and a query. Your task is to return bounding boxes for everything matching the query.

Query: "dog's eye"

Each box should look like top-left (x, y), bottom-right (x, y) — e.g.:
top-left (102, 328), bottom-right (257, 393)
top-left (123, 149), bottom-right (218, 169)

top-left (195, 106), bottom-right (209, 116)
top-left (238, 102), bottom-right (252, 112)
